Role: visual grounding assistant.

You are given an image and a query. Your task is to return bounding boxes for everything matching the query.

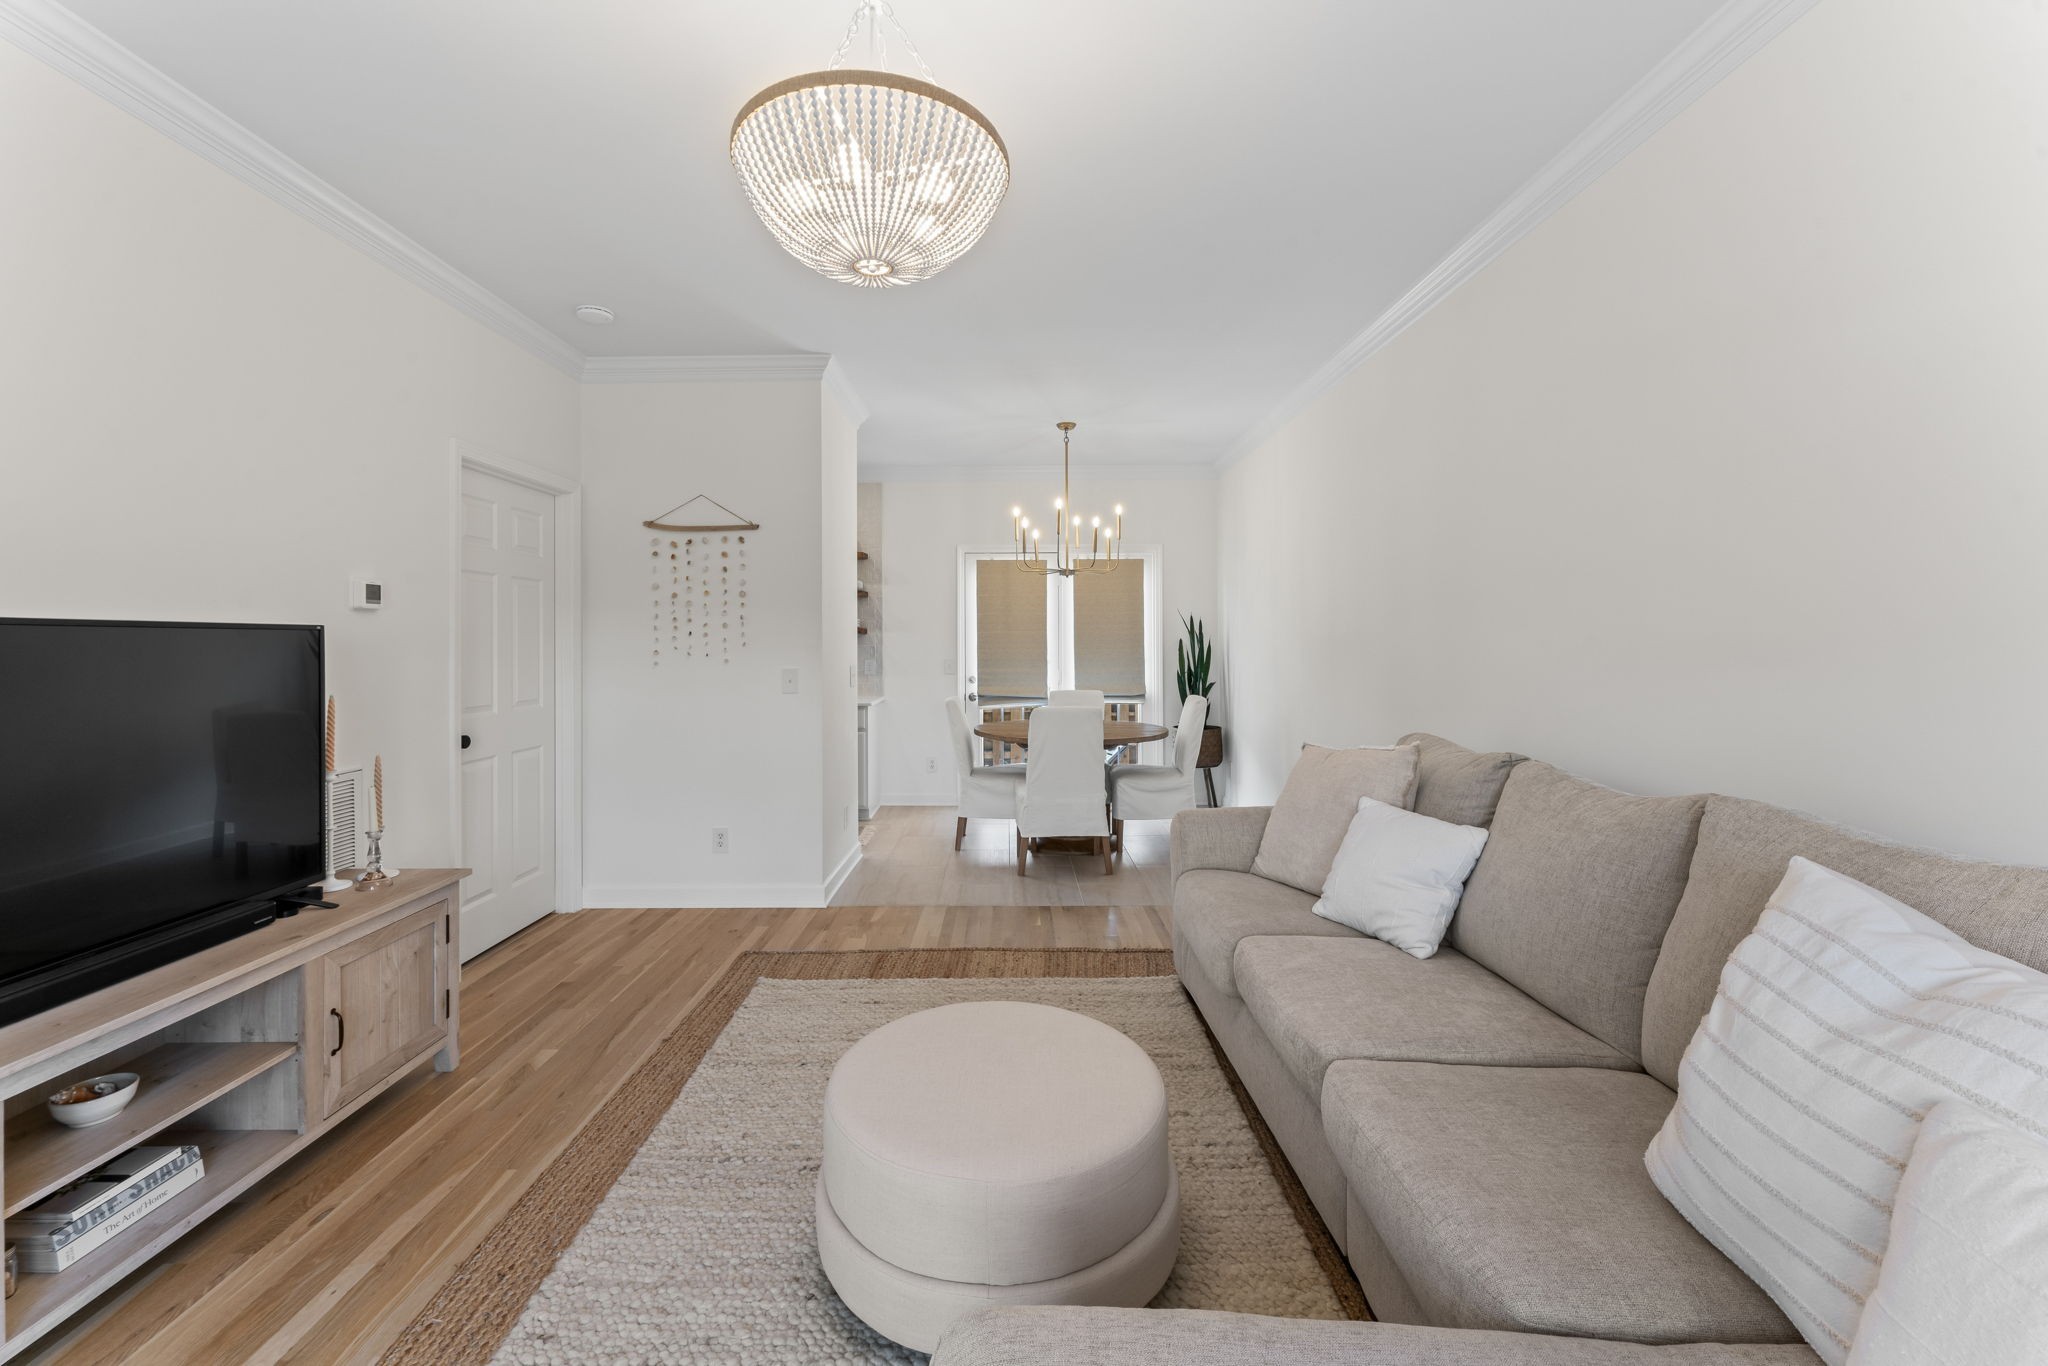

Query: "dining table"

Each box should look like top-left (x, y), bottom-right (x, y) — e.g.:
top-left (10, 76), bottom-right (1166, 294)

top-left (972, 718), bottom-right (1169, 749)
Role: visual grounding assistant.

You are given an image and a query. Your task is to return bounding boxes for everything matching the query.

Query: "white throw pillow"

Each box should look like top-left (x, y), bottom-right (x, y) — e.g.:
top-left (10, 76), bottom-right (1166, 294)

top-left (1848, 1099), bottom-right (2048, 1366)
top-left (1311, 797), bottom-right (1488, 959)
top-left (1644, 857), bottom-right (2048, 1364)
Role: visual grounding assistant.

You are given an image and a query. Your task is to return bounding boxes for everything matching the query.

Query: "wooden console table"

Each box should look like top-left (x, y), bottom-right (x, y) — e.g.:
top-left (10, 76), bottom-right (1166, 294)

top-left (0, 870), bottom-right (465, 1359)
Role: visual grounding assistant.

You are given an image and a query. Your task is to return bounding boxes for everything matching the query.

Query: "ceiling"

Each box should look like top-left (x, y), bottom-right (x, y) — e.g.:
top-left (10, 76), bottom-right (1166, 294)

top-left (59, 0), bottom-right (1724, 468)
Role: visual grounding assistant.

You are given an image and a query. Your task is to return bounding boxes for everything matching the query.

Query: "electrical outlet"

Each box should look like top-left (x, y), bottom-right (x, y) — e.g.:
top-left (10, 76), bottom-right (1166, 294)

top-left (942, 658), bottom-right (955, 676)
top-left (781, 667), bottom-right (800, 694)
top-left (712, 827), bottom-right (729, 854)
top-left (926, 757), bottom-right (937, 774)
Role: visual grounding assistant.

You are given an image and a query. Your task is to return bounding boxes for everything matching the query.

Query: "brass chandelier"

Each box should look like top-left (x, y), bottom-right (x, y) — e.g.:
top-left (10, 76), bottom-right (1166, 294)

top-left (730, 1), bottom-right (1010, 289)
top-left (1010, 422), bottom-right (1124, 577)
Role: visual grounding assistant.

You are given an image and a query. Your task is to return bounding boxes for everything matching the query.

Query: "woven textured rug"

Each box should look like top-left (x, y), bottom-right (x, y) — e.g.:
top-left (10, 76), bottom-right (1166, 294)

top-left (385, 948), bottom-right (1366, 1365)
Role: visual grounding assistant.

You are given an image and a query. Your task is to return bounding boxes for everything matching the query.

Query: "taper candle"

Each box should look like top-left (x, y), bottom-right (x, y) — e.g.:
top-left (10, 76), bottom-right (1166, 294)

top-left (323, 696), bottom-right (337, 773)
top-left (373, 755), bottom-right (384, 829)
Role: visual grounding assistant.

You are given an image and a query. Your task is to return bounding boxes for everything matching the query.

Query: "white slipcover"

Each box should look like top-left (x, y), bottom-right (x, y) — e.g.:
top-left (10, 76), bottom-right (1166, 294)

top-left (947, 697), bottom-right (1023, 820)
top-left (1049, 689), bottom-right (1107, 708)
top-left (1110, 694), bottom-right (1209, 822)
top-left (1017, 705), bottom-right (1109, 838)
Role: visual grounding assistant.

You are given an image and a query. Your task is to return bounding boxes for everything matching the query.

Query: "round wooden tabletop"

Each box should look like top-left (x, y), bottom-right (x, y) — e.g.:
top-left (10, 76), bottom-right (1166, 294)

top-left (972, 718), bottom-right (1169, 747)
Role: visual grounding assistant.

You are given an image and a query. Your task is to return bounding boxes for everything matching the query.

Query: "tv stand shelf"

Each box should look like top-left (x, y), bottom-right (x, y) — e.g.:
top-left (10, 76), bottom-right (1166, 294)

top-left (0, 870), bottom-right (465, 1360)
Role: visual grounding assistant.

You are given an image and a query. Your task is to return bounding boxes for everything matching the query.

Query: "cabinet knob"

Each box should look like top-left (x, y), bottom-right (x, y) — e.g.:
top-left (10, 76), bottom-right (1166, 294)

top-left (460, 734), bottom-right (472, 750)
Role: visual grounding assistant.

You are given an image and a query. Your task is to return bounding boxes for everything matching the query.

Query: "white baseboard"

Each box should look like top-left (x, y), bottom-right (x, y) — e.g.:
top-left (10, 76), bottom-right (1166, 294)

top-left (583, 882), bottom-right (834, 909)
top-left (875, 793), bottom-right (958, 808)
top-left (821, 843), bottom-right (862, 903)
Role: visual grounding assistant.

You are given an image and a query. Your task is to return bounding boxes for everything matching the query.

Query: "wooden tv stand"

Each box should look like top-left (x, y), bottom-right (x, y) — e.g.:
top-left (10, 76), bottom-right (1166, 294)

top-left (0, 871), bottom-right (465, 1360)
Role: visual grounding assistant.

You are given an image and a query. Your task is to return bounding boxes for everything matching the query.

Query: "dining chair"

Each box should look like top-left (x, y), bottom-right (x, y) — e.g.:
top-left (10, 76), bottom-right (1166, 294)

top-left (1048, 689), bottom-right (1106, 709)
top-left (1108, 694), bottom-right (1209, 852)
top-left (946, 697), bottom-right (1023, 851)
top-left (1015, 705), bottom-right (1112, 876)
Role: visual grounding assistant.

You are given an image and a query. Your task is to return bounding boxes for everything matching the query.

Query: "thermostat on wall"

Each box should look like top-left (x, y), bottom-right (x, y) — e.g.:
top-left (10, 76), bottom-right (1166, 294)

top-left (348, 578), bottom-right (385, 611)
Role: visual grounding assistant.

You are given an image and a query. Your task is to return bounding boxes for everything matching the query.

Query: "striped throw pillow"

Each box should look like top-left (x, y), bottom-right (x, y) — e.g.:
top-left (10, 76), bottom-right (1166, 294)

top-left (1644, 856), bottom-right (2048, 1364)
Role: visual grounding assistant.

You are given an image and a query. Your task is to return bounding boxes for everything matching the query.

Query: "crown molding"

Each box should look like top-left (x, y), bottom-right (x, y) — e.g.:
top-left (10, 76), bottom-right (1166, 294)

top-left (0, 0), bottom-right (585, 377)
top-left (579, 354), bottom-right (835, 384)
top-left (857, 462), bottom-right (1216, 485)
top-left (1218, 0), bottom-right (1819, 469)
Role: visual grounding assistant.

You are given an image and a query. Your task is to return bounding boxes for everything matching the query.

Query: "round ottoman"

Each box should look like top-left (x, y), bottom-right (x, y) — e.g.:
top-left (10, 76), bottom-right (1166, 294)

top-left (817, 1000), bottom-right (1180, 1352)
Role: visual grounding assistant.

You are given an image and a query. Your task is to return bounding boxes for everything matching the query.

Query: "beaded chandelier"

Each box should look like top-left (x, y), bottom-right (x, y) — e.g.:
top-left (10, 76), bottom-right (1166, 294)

top-left (730, 2), bottom-right (1010, 289)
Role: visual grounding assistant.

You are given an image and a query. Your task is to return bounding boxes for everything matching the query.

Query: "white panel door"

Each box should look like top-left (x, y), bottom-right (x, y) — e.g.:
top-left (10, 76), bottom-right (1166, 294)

top-left (459, 467), bottom-right (556, 957)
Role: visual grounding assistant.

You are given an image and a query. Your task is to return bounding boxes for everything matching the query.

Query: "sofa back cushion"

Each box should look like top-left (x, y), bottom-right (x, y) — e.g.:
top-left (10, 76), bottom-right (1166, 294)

top-left (1397, 733), bottom-right (1527, 829)
top-left (1449, 762), bottom-right (1705, 1061)
top-left (1640, 794), bottom-right (2048, 1087)
top-left (1250, 744), bottom-right (1419, 896)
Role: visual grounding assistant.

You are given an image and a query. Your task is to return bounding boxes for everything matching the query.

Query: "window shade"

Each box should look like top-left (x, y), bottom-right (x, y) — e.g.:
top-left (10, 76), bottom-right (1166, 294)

top-left (1074, 560), bottom-right (1144, 697)
top-left (975, 560), bottom-right (1047, 699)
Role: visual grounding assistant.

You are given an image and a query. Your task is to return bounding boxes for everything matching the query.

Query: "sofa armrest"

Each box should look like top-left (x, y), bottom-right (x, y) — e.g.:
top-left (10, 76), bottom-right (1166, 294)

top-left (1169, 806), bottom-right (1272, 883)
top-left (932, 1308), bottom-right (1823, 1366)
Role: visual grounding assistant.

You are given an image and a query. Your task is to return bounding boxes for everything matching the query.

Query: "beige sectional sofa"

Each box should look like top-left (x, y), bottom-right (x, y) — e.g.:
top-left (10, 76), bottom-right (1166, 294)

top-left (931, 733), bottom-right (2048, 1364)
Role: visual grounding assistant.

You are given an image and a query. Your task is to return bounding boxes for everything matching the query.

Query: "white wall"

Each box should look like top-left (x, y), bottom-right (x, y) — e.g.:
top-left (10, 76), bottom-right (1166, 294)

top-left (875, 476), bottom-right (1219, 807)
top-left (1219, 0), bottom-right (2048, 863)
top-left (0, 42), bottom-right (581, 871)
top-left (579, 379), bottom-right (857, 906)
top-left (818, 387), bottom-right (862, 884)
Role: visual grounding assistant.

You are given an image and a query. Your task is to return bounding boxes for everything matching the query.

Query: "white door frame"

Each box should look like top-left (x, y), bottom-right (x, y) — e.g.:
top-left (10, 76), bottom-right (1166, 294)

top-left (448, 439), bottom-right (583, 921)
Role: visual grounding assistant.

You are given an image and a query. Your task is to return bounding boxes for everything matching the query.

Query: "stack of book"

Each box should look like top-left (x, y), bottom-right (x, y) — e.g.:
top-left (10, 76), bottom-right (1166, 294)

top-left (4, 1145), bottom-right (204, 1273)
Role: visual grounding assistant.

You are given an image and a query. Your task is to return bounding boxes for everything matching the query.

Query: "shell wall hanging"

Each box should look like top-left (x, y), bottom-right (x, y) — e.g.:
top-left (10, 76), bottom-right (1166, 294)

top-left (643, 495), bottom-right (759, 668)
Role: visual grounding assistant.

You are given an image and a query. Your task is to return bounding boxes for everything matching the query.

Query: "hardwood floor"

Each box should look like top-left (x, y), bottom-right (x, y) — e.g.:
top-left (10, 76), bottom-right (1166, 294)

top-left (19, 901), bottom-right (1172, 1365)
top-left (833, 806), bottom-right (1176, 906)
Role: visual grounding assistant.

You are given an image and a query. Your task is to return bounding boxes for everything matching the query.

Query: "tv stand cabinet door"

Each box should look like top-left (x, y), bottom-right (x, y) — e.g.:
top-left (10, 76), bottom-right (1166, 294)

top-left (317, 900), bottom-right (451, 1119)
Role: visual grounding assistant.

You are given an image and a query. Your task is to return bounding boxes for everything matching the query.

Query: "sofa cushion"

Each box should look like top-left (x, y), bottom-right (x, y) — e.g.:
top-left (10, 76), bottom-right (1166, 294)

top-left (1640, 794), bottom-right (2048, 1087)
top-left (932, 1307), bottom-right (1825, 1366)
top-left (1173, 869), bottom-right (1361, 1000)
top-left (1234, 937), bottom-right (1634, 1096)
top-left (1251, 744), bottom-right (1420, 895)
top-left (1645, 858), bottom-right (2048, 1365)
top-left (1450, 763), bottom-right (1705, 1062)
top-left (1399, 732), bottom-right (1528, 829)
top-left (1324, 1061), bottom-right (1797, 1346)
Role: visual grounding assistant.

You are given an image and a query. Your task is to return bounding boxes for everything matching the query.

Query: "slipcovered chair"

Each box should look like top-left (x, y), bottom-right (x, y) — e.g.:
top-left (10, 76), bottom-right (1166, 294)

top-left (1048, 689), bottom-right (1107, 708)
top-left (1016, 705), bottom-right (1112, 876)
top-left (946, 697), bottom-right (1023, 851)
top-left (1108, 694), bottom-right (1208, 851)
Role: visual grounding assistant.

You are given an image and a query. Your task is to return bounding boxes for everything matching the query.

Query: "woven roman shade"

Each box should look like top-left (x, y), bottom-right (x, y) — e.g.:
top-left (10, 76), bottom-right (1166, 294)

top-left (975, 560), bottom-right (1047, 699)
top-left (1074, 560), bottom-right (1144, 697)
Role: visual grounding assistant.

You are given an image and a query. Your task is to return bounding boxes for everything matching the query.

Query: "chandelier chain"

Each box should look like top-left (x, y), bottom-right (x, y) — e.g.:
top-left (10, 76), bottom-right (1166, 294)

top-left (827, 1), bottom-right (937, 81)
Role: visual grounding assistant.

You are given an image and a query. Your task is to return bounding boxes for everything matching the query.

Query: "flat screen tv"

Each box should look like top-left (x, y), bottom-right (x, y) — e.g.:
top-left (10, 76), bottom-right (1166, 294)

top-left (0, 618), bottom-right (325, 1027)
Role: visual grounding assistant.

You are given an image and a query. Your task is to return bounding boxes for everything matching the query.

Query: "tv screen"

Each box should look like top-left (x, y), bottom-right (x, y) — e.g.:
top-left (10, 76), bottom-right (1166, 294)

top-left (0, 619), bottom-right (324, 1022)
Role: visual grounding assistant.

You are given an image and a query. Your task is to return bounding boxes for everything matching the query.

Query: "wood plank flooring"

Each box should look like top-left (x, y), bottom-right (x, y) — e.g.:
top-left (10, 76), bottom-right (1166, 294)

top-left (18, 900), bottom-right (1172, 1365)
top-left (833, 806), bottom-right (1176, 906)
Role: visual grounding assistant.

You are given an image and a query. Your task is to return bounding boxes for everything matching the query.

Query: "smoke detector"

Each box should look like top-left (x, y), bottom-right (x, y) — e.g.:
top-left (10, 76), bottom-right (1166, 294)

top-left (574, 305), bottom-right (615, 326)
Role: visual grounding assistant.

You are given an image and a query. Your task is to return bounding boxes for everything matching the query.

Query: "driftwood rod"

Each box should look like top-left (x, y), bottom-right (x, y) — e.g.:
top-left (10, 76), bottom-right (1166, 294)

top-left (642, 519), bottom-right (761, 532)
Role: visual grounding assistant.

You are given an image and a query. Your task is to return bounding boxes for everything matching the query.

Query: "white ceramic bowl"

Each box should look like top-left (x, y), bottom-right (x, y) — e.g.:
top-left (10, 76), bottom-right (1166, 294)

top-left (48, 1072), bottom-right (141, 1128)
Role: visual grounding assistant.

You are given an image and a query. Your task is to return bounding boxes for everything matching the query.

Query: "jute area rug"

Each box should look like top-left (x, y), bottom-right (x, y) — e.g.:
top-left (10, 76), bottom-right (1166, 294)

top-left (385, 948), bottom-right (1367, 1365)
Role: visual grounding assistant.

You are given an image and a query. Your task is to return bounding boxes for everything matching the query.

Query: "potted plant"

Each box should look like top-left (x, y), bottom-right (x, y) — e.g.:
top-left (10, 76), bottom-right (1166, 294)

top-left (1176, 615), bottom-right (1223, 801)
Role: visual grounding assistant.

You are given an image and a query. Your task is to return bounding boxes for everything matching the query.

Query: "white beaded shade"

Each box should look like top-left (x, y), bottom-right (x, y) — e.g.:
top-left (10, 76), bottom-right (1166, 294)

top-left (731, 70), bottom-right (1009, 288)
